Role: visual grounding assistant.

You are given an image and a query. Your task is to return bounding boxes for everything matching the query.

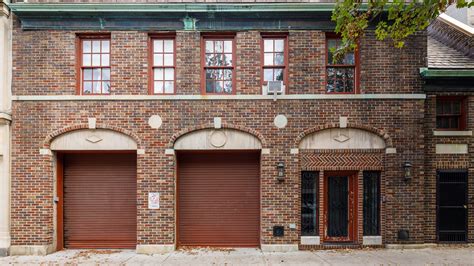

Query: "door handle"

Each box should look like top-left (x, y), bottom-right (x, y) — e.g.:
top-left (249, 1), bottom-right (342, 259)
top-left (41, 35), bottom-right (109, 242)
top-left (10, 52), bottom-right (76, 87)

top-left (463, 205), bottom-right (467, 209)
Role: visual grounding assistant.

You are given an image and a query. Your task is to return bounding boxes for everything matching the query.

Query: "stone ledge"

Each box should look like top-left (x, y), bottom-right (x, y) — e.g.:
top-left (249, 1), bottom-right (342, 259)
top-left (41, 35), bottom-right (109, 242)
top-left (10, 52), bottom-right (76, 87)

top-left (261, 244), bottom-right (298, 252)
top-left (300, 236), bottom-right (320, 245)
top-left (9, 245), bottom-right (53, 256)
top-left (385, 243), bottom-right (438, 249)
top-left (433, 130), bottom-right (472, 137)
top-left (363, 236), bottom-right (382, 246)
top-left (0, 248), bottom-right (7, 257)
top-left (136, 244), bottom-right (175, 255)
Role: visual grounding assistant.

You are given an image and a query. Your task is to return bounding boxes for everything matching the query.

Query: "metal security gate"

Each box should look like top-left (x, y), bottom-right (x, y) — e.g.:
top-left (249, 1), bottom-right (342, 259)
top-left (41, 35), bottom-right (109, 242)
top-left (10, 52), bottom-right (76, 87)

top-left (62, 153), bottom-right (137, 249)
top-left (324, 171), bottom-right (357, 242)
top-left (437, 170), bottom-right (468, 242)
top-left (177, 151), bottom-right (260, 247)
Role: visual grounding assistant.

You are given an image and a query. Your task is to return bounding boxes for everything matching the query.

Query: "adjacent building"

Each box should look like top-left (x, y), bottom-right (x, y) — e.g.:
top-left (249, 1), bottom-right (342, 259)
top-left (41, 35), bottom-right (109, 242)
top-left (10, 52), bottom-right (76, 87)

top-left (0, 0), bottom-right (12, 258)
top-left (1, 0), bottom-right (473, 256)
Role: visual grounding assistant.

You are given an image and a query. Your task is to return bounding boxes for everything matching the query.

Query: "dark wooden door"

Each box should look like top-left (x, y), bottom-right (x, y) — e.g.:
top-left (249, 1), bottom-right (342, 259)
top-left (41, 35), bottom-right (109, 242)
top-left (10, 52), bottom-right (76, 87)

top-left (177, 151), bottom-right (260, 247)
top-left (63, 153), bottom-right (137, 249)
top-left (324, 171), bottom-right (357, 242)
top-left (437, 170), bottom-right (468, 242)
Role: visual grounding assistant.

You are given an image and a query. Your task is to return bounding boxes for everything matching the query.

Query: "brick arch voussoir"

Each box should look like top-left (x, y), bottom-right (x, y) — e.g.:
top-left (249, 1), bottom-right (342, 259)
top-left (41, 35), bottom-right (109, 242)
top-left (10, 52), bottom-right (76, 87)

top-left (295, 123), bottom-right (393, 148)
top-left (42, 123), bottom-right (142, 149)
top-left (169, 123), bottom-right (267, 148)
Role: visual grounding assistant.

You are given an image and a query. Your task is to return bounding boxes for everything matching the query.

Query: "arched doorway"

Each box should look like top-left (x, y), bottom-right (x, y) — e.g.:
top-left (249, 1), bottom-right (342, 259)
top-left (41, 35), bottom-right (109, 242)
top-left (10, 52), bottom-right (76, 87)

top-left (51, 129), bottom-right (138, 250)
top-left (174, 128), bottom-right (262, 247)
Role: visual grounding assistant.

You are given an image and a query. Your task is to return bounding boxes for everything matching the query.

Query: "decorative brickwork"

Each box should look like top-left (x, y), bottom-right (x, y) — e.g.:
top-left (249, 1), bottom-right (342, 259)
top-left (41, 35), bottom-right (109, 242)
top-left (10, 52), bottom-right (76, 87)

top-left (301, 150), bottom-right (384, 171)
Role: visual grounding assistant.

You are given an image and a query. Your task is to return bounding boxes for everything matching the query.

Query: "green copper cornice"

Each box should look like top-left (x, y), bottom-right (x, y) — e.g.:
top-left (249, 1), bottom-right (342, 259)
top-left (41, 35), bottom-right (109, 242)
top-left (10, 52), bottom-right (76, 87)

top-left (420, 68), bottom-right (474, 78)
top-left (9, 3), bottom-right (368, 14)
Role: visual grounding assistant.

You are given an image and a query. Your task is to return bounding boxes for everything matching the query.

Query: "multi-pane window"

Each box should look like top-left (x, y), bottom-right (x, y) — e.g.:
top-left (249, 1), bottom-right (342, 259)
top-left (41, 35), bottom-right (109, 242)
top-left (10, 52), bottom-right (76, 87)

top-left (262, 37), bottom-right (287, 85)
top-left (363, 171), bottom-right (380, 236)
top-left (326, 38), bottom-right (356, 93)
top-left (80, 38), bottom-right (111, 94)
top-left (203, 38), bottom-right (234, 94)
top-left (436, 97), bottom-right (466, 130)
top-left (301, 171), bottom-right (319, 236)
top-left (152, 38), bottom-right (175, 94)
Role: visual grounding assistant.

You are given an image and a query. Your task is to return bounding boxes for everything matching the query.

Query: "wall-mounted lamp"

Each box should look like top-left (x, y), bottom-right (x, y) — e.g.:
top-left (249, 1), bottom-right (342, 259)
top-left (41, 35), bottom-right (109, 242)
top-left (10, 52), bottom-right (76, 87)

top-left (403, 161), bottom-right (412, 181)
top-left (277, 162), bottom-right (285, 182)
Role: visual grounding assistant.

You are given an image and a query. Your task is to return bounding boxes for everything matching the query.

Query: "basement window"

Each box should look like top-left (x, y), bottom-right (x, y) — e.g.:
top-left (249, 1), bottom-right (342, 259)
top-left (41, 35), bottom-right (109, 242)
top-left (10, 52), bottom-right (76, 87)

top-left (436, 97), bottom-right (467, 130)
top-left (78, 36), bottom-right (111, 95)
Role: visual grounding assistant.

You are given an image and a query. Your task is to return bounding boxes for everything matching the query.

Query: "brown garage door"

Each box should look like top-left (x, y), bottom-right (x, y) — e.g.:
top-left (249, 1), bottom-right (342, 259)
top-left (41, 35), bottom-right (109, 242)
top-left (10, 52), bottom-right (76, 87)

top-left (63, 153), bottom-right (137, 249)
top-left (178, 151), bottom-right (260, 247)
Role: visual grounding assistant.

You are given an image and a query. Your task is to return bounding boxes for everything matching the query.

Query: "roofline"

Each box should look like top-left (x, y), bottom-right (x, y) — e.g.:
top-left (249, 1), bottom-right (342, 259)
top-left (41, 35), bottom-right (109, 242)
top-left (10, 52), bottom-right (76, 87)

top-left (420, 67), bottom-right (474, 79)
top-left (438, 13), bottom-right (474, 36)
top-left (7, 2), bottom-right (370, 13)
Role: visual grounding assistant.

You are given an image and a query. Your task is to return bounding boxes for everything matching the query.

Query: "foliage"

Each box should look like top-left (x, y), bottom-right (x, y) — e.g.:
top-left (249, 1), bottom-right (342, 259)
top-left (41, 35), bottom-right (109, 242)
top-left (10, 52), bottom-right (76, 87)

top-left (331, 0), bottom-right (474, 61)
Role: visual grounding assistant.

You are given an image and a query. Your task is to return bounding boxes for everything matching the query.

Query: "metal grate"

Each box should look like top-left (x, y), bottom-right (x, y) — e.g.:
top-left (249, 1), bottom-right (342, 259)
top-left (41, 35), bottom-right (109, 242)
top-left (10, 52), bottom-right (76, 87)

top-left (363, 171), bottom-right (380, 236)
top-left (301, 171), bottom-right (318, 236)
top-left (437, 170), bottom-right (468, 243)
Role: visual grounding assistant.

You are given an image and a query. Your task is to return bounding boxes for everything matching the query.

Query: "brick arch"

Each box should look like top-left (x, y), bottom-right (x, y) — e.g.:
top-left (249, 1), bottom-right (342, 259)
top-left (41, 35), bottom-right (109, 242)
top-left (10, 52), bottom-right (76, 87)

top-left (295, 123), bottom-right (394, 148)
top-left (169, 123), bottom-right (267, 148)
top-left (42, 123), bottom-right (142, 149)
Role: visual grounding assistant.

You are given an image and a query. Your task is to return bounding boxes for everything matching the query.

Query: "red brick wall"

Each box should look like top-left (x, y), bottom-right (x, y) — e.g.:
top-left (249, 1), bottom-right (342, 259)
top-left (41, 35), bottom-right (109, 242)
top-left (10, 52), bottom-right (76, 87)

top-left (10, 16), bottom-right (431, 248)
top-left (12, 19), bottom-right (426, 96)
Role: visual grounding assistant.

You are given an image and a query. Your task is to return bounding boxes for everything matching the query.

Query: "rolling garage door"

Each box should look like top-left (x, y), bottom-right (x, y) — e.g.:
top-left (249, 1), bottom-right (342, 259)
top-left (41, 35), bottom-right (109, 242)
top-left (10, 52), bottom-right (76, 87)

top-left (178, 151), bottom-right (260, 247)
top-left (63, 153), bottom-right (137, 249)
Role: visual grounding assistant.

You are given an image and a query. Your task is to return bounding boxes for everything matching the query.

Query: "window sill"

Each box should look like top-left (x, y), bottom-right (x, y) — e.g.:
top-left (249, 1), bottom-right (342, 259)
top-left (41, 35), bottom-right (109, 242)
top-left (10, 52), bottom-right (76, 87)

top-left (433, 130), bottom-right (472, 137)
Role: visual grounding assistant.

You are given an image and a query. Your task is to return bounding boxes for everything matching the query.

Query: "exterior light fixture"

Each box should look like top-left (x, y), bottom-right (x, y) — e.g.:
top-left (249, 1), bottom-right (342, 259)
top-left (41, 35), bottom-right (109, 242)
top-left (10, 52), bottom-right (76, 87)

top-left (403, 162), bottom-right (412, 181)
top-left (277, 162), bottom-right (285, 182)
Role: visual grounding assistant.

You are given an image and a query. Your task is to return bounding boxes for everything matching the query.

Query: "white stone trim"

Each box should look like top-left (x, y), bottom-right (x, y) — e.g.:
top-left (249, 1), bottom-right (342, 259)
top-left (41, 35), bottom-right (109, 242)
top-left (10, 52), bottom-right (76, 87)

top-left (88, 118), bottom-right (96, 129)
top-left (433, 130), bottom-right (472, 137)
top-left (339, 116), bottom-right (348, 128)
top-left (261, 244), bottom-right (298, 252)
top-left (137, 149), bottom-right (145, 155)
top-left (290, 148), bottom-right (299, 154)
top-left (363, 236), bottom-right (382, 246)
top-left (12, 94), bottom-right (427, 101)
top-left (50, 129), bottom-right (137, 151)
top-left (164, 149), bottom-right (175, 155)
top-left (136, 244), bottom-right (175, 254)
top-left (0, 112), bottom-right (11, 121)
top-left (261, 148), bottom-right (270, 155)
top-left (438, 13), bottom-right (474, 36)
top-left (9, 245), bottom-right (53, 256)
top-left (39, 148), bottom-right (52, 156)
top-left (435, 144), bottom-right (468, 154)
top-left (214, 117), bottom-right (222, 129)
top-left (1, 2), bottom-right (9, 18)
top-left (385, 148), bottom-right (397, 154)
top-left (300, 236), bottom-right (320, 245)
top-left (385, 243), bottom-right (437, 249)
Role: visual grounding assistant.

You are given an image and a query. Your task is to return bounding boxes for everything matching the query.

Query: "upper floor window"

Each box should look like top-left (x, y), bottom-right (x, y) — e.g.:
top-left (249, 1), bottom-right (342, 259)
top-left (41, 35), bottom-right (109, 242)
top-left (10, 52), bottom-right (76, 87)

top-left (151, 37), bottom-right (175, 94)
top-left (262, 36), bottom-right (288, 88)
top-left (79, 37), bottom-right (111, 94)
top-left (326, 36), bottom-right (357, 94)
top-left (436, 97), bottom-right (467, 130)
top-left (202, 36), bottom-right (235, 94)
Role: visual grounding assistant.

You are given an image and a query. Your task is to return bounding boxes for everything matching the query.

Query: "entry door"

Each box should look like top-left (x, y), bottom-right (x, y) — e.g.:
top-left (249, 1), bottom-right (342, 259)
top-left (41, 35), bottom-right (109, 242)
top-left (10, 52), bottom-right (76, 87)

top-left (324, 172), bottom-right (357, 242)
top-left (437, 170), bottom-right (468, 242)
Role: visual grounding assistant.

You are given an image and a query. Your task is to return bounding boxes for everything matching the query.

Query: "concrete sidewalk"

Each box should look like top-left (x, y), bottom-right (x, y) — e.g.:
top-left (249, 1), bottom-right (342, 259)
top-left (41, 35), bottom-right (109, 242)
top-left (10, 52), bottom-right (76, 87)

top-left (1, 247), bottom-right (473, 265)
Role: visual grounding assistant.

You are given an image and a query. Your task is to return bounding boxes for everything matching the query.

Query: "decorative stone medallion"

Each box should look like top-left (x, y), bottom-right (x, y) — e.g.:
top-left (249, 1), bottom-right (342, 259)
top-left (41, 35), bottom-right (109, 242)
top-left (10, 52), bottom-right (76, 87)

top-left (148, 115), bottom-right (163, 129)
top-left (274, 114), bottom-right (288, 129)
top-left (333, 134), bottom-right (350, 143)
top-left (86, 135), bottom-right (103, 143)
top-left (210, 130), bottom-right (227, 148)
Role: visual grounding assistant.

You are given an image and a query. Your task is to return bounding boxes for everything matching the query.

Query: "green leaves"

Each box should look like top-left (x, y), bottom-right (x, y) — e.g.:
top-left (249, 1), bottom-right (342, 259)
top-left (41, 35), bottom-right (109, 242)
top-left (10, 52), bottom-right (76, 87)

top-left (331, 0), bottom-right (472, 63)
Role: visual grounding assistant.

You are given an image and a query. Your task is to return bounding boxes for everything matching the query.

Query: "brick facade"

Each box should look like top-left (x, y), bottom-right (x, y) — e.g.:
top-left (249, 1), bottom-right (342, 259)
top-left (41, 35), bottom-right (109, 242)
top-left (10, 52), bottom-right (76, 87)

top-left (11, 8), bottom-right (472, 251)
